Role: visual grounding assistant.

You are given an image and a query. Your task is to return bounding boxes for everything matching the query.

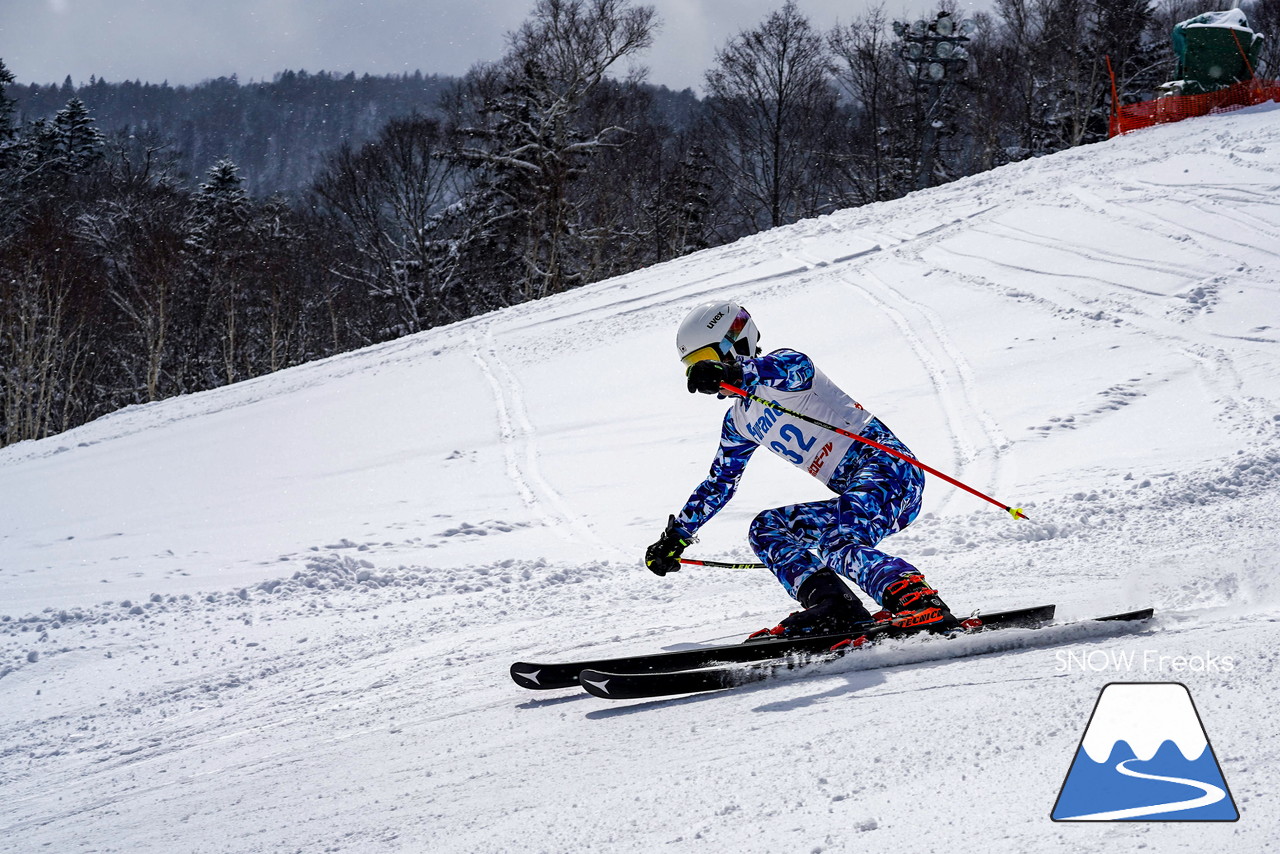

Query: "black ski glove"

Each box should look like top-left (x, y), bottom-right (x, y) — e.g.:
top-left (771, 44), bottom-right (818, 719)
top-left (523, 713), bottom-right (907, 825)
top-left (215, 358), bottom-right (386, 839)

top-left (686, 360), bottom-right (743, 395)
top-left (645, 515), bottom-right (694, 576)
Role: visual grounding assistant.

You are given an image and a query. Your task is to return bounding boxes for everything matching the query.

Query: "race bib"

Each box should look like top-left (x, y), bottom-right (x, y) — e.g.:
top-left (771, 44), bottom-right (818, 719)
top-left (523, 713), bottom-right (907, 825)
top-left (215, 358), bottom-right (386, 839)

top-left (732, 368), bottom-right (872, 485)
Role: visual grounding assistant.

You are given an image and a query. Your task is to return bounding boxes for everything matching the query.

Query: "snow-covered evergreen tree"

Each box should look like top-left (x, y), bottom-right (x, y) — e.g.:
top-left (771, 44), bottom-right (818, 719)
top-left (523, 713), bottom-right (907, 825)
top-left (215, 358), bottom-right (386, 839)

top-left (183, 159), bottom-right (259, 387)
top-left (190, 159), bottom-right (252, 236)
top-left (649, 142), bottom-right (715, 260)
top-left (51, 98), bottom-right (105, 171)
top-left (0, 58), bottom-right (21, 239)
top-left (453, 0), bottom-right (658, 302)
top-left (0, 59), bottom-right (17, 150)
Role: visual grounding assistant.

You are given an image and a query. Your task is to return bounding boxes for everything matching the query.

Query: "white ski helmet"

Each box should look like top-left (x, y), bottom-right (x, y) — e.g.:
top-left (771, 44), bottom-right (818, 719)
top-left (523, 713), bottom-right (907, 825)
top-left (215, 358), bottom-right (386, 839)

top-left (675, 302), bottom-right (761, 366)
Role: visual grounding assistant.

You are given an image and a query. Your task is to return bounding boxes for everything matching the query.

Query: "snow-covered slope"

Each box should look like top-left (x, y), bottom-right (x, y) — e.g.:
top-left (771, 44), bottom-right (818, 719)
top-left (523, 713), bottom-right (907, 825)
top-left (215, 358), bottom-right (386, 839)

top-left (3, 106), bottom-right (1279, 852)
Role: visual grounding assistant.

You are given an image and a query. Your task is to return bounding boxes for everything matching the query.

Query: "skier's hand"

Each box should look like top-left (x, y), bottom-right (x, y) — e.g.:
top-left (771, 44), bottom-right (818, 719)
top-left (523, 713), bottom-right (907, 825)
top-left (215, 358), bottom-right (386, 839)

top-left (645, 515), bottom-right (694, 576)
top-left (686, 360), bottom-right (743, 395)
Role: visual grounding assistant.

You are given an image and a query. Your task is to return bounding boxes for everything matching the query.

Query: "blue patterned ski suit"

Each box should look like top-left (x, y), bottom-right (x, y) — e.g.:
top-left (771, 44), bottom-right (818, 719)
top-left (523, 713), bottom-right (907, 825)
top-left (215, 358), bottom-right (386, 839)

top-left (674, 349), bottom-right (924, 606)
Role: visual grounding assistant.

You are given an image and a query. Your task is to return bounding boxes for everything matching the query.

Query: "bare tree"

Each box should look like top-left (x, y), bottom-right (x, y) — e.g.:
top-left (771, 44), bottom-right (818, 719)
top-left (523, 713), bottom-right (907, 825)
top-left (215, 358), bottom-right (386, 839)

top-left (75, 131), bottom-right (187, 402)
top-left (1241, 0), bottom-right (1280, 77)
top-left (313, 114), bottom-right (463, 335)
top-left (830, 6), bottom-right (903, 203)
top-left (704, 1), bottom-right (838, 235)
top-left (505, 0), bottom-right (657, 96)
top-left (0, 264), bottom-right (92, 444)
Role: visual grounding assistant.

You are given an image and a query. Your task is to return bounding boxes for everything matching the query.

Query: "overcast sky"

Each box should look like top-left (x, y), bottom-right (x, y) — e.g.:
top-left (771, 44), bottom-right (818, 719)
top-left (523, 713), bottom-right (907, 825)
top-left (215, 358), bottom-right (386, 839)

top-left (1, 0), bottom-right (992, 92)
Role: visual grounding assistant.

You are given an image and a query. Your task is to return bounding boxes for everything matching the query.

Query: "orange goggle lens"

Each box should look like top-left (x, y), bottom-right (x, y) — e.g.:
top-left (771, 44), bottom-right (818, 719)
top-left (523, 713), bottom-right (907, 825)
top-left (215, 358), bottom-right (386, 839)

top-left (680, 345), bottom-right (722, 367)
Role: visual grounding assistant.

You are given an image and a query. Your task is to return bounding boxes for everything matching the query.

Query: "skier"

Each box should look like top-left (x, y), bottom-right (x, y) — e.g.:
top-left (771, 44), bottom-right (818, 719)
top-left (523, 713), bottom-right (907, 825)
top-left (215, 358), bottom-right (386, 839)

top-left (644, 301), bottom-right (960, 639)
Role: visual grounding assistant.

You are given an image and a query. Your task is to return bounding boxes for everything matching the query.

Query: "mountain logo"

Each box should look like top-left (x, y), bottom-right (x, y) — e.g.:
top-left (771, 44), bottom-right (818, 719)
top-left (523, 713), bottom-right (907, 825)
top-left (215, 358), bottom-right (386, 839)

top-left (1051, 682), bottom-right (1239, 821)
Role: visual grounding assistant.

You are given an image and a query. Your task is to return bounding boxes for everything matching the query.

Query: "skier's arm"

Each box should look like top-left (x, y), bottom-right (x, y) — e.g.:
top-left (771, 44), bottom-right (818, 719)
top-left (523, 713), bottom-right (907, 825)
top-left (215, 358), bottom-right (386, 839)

top-left (674, 410), bottom-right (757, 536)
top-left (687, 349), bottom-right (814, 396)
top-left (738, 348), bottom-right (815, 393)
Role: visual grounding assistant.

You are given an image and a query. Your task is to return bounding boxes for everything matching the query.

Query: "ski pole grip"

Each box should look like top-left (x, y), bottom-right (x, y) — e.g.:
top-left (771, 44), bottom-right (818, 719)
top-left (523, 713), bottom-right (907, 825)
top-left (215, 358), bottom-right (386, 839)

top-left (719, 382), bottom-right (747, 398)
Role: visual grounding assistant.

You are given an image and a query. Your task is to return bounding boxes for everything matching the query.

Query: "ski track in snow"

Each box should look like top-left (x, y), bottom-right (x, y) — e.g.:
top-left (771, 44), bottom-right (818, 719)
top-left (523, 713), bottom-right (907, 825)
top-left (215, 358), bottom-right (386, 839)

top-left (860, 267), bottom-right (1009, 451)
top-left (1032, 188), bottom-right (1278, 433)
top-left (838, 267), bottom-right (976, 505)
top-left (471, 323), bottom-right (618, 555)
top-left (843, 264), bottom-right (1010, 513)
top-left (470, 329), bottom-right (548, 522)
top-left (782, 206), bottom-right (1018, 515)
top-left (922, 226), bottom-right (1277, 442)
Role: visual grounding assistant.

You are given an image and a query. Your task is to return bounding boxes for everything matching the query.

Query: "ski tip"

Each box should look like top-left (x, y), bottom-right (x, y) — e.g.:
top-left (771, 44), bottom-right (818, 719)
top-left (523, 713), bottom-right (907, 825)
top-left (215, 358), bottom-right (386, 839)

top-left (578, 669), bottom-right (615, 699)
top-left (1094, 607), bottom-right (1155, 623)
top-left (510, 663), bottom-right (558, 690)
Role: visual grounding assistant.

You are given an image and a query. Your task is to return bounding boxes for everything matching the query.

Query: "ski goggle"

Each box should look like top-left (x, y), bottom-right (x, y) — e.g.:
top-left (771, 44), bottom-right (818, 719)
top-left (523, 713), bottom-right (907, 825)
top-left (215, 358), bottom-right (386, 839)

top-left (680, 345), bottom-right (723, 367)
top-left (679, 308), bottom-right (753, 366)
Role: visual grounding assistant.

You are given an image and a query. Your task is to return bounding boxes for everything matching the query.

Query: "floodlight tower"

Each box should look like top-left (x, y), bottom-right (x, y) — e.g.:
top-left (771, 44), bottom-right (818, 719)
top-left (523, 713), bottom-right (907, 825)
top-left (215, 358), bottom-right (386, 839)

top-left (893, 11), bottom-right (970, 190)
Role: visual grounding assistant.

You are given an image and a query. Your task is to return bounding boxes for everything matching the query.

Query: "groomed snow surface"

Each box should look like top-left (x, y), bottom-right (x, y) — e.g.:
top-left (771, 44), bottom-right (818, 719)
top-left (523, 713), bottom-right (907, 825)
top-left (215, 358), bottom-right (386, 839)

top-left (3, 106), bottom-right (1280, 852)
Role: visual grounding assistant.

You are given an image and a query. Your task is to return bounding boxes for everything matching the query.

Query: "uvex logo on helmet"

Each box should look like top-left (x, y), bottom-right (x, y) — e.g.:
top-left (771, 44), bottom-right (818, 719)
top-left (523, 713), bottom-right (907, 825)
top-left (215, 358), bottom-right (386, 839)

top-left (705, 311), bottom-right (725, 329)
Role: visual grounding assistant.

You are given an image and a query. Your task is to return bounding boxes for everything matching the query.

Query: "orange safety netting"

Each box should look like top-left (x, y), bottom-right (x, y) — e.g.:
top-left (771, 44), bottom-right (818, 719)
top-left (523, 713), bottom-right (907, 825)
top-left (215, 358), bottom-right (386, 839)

top-left (1110, 78), bottom-right (1280, 137)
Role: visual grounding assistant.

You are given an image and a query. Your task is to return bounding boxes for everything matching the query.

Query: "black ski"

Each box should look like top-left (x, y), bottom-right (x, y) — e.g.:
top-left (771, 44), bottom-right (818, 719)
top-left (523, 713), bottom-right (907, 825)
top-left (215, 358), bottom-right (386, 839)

top-left (510, 604), bottom-right (1056, 691)
top-left (579, 607), bottom-right (1155, 701)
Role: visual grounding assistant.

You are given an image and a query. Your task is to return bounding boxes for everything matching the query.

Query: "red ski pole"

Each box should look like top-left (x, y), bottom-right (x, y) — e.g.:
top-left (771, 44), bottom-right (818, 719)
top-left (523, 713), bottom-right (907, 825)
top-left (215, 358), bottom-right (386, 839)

top-left (719, 382), bottom-right (1028, 521)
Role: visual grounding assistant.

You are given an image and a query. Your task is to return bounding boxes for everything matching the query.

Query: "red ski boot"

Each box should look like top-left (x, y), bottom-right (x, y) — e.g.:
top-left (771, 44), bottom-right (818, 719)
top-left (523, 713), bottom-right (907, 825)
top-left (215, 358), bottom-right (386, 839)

top-left (879, 574), bottom-right (961, 633)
